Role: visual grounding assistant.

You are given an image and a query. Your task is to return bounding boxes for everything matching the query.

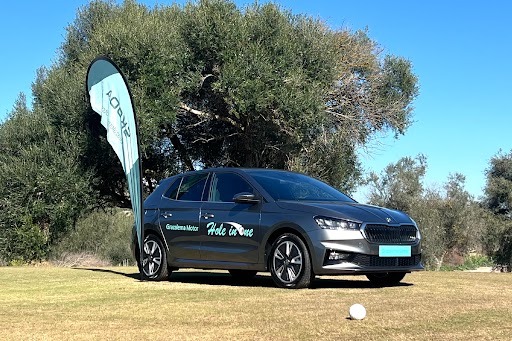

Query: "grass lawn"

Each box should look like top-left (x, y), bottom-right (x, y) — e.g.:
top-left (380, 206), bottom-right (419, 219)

top-left (0, 267), bottom-right (510, 340)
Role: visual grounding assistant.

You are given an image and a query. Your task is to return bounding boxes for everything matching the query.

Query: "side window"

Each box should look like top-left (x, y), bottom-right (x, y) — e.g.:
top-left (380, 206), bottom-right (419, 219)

top-left (211, 173), bottom-right (254, 202)
top-left (177, 173), bottom-right (209, 201)
top-left (163, 178), bottom-right (182, 199)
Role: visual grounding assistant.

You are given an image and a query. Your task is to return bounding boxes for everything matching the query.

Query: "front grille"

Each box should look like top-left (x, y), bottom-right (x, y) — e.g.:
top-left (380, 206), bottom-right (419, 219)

top-left (352, 254), bottom-right (421, 267)
top-left (363, 224), bottom-right (417, 244)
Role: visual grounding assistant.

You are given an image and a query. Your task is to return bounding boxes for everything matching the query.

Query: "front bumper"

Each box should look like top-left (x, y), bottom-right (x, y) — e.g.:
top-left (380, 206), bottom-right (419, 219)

top-left (306, 228), bottom-right (424, 275)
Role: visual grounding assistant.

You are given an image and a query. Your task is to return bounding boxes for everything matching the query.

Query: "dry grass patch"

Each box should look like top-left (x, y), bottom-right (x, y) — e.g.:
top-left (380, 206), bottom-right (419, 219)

top-left (0, 267), bottom-right (510, 340)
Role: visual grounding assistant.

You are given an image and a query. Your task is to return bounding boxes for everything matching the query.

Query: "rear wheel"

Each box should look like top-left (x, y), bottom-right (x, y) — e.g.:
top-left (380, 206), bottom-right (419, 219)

top-left (366, 272), bottom-right (406, 287)
top-left (138, 234), bottom-right (169, 281)
top-left (269, 233), bottom-right (313, 289)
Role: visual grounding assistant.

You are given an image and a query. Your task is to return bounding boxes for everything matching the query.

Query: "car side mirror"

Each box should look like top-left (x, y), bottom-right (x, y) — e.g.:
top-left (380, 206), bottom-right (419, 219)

top-left (233, 192), bottom-right (260, 205)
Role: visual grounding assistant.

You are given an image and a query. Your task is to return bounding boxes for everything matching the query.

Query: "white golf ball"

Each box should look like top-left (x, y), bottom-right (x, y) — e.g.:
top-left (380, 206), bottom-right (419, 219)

top-left (349, 304), bottom-right (366, 320)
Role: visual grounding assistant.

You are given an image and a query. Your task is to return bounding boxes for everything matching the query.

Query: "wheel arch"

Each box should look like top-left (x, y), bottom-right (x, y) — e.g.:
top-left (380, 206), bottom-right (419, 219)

top-left (262, 224), bottom-right (314, 271)
top-left (133, 225), bottom-right (167, 264)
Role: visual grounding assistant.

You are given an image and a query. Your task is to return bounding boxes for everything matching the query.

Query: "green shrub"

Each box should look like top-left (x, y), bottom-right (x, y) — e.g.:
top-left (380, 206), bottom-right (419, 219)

top-left (51, 209), bottom-right (135, 266)
top-left (3, 216), bottom-right (49, 264)
top-left (494, 225), bottom-right (512, 271)
top-left (439, 254), bottom-right (494, 271)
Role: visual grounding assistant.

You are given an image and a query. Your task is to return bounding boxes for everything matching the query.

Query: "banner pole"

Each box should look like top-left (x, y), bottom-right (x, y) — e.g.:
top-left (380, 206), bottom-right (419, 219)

top-left (86, 56), bottom-right (145, 281)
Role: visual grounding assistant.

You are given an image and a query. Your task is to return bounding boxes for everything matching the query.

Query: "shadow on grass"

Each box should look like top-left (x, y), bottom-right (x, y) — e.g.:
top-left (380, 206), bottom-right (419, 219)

top-left (171, 271), bottom-right (414, 289)
top-left (74, 268), bottom-right (413, 289)
top-left (171, 271), bottom-right (275, 288)
top-left (173, 272), bottom-right (414, 289)
top-left (74, 267), bottom-right (141, 280)
top-left (311, 276), bottom-right (413, 289)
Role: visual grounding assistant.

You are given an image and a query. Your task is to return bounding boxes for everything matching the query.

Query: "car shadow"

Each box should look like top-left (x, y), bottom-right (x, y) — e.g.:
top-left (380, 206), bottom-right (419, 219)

top-left (311, 277), bottom-right (413, 289)
top-left (170, 271), bottom-right (275, 287)
top-left (73, 267), bottom-right (141, 280)
top-left (169, 271), bottom-right (414, 289)
top-left (73, 268), bottom-right (413, 289)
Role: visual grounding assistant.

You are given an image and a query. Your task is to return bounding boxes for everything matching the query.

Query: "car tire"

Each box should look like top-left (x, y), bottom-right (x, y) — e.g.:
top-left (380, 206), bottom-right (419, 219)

top-left (269, 233), bottom-right (313, 289)
top-left (366, 272), bottom-right (406, 287)
top-left (229, 269), bottom-right (257, 282)
top-left (138, 234), bottom-right (169, 281)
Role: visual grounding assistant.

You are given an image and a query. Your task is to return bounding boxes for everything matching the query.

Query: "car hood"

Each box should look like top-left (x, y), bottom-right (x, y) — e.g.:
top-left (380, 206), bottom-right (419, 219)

top-left (275, 201), bottom-right (414, 225)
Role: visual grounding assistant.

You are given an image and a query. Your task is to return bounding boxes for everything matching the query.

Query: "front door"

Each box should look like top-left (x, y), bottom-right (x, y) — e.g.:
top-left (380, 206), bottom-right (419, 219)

top-left (199, 172), bottom-right (261, 264)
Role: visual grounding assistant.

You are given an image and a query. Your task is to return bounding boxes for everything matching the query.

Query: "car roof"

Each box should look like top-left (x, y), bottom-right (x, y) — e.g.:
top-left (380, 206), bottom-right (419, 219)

top-left (167, 167), bottom-right (296, 178)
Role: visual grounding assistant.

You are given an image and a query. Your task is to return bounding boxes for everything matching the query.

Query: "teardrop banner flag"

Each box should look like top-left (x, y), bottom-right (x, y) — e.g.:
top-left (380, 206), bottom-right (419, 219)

top-left (86, 56), bottom-right (144, 278)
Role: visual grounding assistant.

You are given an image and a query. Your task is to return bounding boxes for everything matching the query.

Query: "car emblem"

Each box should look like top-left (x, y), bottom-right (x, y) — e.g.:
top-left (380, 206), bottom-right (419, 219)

top-left (386, 217), bottom-right (392, 223)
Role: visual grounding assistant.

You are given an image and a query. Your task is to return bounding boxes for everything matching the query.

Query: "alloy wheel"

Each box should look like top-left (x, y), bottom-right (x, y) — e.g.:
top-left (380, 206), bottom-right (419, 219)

top-left (142, 239), bottom-right (162, 277)
top-left (272, 240), bottom-right (303, 284)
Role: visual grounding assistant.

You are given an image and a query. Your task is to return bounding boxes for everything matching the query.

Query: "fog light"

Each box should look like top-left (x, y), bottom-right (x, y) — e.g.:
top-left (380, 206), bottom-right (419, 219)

top-left (328, 250), bottom-right (350, 261)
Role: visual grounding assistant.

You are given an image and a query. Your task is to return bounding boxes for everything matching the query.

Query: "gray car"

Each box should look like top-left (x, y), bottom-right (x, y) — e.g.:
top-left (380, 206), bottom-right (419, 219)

top-left (133, 168), bottom-right (423, 289)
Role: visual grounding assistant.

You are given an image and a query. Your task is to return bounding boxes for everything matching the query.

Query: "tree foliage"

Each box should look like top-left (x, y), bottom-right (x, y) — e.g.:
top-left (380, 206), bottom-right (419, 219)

top-left (42, 0), bottom-right (417, 200)
top-left (484, 150), bottom-right (512, 269)
top-left (368, 156), bottom-right (490, 269)
top-left (368, 155), bottom-right (426, 212)
top-left (367, 151), bottom-right (512, 271)
top-left (0, 0), bottom-right (418, 262)
top-left (0, 95), bottom-right (97, 262)
top-left (484, 150), bottom-right (512, 216)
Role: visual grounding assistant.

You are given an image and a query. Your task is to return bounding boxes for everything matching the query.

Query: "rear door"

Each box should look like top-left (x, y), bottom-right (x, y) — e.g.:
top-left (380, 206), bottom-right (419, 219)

top-left (159, 172), bottom-right (209, 263)
top-left (199, 171), bottom-right (261, 264)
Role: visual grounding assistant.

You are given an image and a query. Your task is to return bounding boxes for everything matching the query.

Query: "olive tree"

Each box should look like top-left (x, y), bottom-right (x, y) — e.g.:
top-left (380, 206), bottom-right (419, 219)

top-left (1, 0), bottom-right (419, 261)
top-left (368, 156), bottom-right (487, 269)
top-left (0, 95), bottom-right (96, 262)
top-left (483, 150), bottom-right (512, 270)
top-left (37, 0), bottom-right (418, 200)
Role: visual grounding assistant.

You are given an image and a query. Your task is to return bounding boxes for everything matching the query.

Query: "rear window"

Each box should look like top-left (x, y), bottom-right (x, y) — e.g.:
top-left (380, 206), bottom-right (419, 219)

top-left (163, 178), bottom-right (182, 199)
top-left (176, 173), bottom-right (209, 201)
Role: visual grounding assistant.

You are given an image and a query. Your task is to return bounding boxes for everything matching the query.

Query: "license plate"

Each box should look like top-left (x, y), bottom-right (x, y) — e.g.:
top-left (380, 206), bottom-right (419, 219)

top-left (379, 245), bottom-right (411, 257)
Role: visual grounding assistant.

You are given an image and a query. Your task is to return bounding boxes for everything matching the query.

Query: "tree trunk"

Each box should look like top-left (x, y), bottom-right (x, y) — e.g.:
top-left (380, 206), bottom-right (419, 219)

top-left (170, 134), bottom-right (194, 171)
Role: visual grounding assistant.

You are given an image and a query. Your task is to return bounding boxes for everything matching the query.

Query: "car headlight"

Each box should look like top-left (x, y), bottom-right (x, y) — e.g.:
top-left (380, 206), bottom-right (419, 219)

top-left (314, 216), bottom-right (361, 230)
top-left (410, 218), bottom-right (421, 240)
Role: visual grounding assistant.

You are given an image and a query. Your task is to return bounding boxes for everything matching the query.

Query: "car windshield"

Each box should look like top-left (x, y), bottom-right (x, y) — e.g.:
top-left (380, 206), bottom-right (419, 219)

top-left (247, 170), bottom-right (356, 203)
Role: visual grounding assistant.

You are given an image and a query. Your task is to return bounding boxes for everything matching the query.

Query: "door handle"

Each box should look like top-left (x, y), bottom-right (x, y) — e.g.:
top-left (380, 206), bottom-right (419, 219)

top-left (161, 211), bottom-right (173, 219)
top-left (202, 213), bottom-right (215, 219)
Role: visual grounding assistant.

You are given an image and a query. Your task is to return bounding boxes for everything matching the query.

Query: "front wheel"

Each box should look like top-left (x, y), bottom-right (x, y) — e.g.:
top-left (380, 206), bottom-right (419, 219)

top-left (269, 233), bottom-right (313, 289)
top-left (366, 272), bottom-right (406, 287)
top-left (138, 234), bottom-right (169, 281)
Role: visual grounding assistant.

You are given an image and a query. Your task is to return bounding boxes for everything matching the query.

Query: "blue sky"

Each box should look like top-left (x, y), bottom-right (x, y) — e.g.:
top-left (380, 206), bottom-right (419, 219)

top-left (1, 0), bottom-right (511, 202)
